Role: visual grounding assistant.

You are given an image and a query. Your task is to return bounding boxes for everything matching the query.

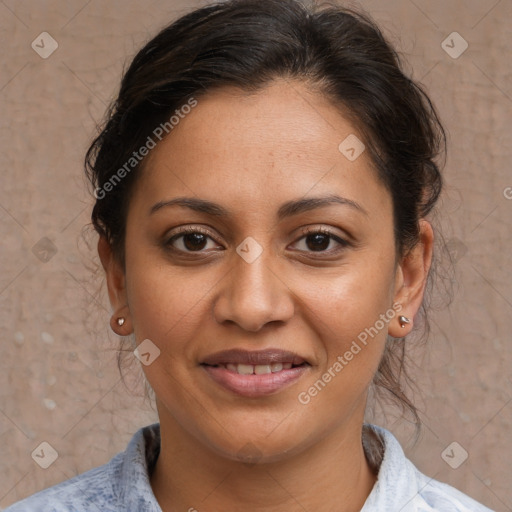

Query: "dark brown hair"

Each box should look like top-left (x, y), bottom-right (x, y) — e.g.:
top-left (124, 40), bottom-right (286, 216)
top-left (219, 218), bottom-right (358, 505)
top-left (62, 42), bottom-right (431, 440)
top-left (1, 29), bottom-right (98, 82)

top-left (85, 0), bottom-right (447, 431)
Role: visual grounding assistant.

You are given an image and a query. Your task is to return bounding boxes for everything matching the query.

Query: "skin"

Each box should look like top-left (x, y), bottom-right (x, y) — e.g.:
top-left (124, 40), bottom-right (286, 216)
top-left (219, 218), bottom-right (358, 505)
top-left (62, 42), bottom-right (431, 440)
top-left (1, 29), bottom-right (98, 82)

top-left (99, 78), bottom-right (433, 512)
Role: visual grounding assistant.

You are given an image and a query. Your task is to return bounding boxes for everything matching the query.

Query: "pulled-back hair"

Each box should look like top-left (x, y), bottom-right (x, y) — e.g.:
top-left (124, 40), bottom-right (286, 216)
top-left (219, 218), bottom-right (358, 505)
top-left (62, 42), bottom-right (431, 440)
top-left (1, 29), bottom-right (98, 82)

top-left (85, 0), bottom-right (447, 432)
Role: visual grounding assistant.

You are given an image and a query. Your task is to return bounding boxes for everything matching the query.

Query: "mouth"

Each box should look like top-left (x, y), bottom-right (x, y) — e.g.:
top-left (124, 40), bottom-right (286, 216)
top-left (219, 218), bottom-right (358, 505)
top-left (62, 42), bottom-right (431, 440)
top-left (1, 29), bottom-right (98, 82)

top-left (204, 361), bottom-right (304, 375)
top-left (200, 349), bottom-right (311, 397)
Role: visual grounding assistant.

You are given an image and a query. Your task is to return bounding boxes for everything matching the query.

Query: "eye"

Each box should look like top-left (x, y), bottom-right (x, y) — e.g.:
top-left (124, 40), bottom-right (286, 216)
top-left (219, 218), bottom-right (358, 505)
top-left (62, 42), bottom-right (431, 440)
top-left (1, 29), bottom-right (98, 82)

top-left (164, 225), bottom-right (349, 256)
top-left (292, 226), bottom-right (349, 254)
top-left (165, 226), bottom-right (221, 253)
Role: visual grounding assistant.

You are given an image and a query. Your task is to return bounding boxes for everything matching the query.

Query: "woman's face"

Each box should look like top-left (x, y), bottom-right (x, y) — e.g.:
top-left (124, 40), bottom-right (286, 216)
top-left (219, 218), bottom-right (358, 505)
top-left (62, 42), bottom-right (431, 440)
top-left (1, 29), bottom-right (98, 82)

top-left (111, 79), bottom-right (424, 462)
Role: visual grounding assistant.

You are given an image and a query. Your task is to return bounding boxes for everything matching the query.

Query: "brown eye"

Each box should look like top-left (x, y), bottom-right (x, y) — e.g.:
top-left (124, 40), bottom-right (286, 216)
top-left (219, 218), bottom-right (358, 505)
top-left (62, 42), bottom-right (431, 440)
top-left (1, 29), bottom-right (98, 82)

top-left (165, 227), bottom-right (220, 253)
top-left (293, 227), bottom-right (349, 254)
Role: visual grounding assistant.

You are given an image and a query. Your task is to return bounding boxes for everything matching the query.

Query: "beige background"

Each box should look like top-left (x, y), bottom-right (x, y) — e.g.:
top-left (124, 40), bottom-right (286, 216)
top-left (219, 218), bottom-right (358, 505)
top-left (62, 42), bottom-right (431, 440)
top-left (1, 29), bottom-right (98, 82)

top-left (1, 0), bottom-right (511, 510)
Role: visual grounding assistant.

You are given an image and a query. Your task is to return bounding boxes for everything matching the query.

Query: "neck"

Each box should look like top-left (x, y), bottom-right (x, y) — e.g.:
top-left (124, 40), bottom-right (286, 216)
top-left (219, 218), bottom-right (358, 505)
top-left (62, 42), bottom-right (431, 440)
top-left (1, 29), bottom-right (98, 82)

top-left (150, 411), bottom-right (378, 512)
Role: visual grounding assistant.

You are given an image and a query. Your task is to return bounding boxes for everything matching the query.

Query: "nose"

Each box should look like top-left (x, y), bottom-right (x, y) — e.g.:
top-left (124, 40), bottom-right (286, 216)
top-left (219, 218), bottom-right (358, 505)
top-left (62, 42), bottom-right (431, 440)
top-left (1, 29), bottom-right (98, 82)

top-left (213, 247), bottom-right (295, 332)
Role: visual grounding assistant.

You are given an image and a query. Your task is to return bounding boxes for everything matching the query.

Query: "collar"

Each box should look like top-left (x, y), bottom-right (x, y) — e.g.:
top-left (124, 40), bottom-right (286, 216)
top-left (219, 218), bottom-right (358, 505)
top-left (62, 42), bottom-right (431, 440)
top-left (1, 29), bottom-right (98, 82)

top-left (115, 422), bottom-right (478, 512)
top-left (117, 422), bottom-right (162, 511)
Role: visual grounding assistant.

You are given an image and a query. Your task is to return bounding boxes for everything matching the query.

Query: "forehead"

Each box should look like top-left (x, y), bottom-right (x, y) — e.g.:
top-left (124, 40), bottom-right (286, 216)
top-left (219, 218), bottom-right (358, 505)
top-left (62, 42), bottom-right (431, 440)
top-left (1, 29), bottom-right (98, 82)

top-left (132, 79), bottom-right (391, 221)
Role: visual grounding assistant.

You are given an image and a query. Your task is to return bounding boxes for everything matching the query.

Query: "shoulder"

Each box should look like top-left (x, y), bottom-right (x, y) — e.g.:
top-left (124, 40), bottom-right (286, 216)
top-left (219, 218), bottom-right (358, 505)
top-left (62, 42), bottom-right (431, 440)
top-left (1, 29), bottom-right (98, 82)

top-left (362, 424), bottom-right (495, 512)
top-left (3, 424), bottom-right (162, 512)
top-left (412, 476), bottom-right (495, 512)
top-left (3, 457), bottom-right (122, 512)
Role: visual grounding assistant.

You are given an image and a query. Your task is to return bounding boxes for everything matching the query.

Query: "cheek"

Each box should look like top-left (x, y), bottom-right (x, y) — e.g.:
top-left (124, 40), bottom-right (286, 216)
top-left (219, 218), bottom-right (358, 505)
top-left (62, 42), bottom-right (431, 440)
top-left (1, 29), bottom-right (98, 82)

top-left (302, 251), bottom-right (395, 328)
top-left (297, 253), bottom-right (396, 379)
top-left (123, 234), bottom-right (210, 346)
top-left (125, 228), bottom-right (397, 357)
top-left (127, 265), bottom-right (215, 345)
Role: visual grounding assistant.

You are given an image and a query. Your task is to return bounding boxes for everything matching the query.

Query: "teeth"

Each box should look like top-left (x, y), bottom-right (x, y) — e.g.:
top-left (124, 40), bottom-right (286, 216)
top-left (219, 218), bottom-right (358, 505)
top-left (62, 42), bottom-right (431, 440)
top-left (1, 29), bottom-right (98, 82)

top-left (237, 364), bottom-right (254, 375)
top-left (254, 364), bottom-right (272, 375)
top-left (220, 362), bottom-right (294, 374)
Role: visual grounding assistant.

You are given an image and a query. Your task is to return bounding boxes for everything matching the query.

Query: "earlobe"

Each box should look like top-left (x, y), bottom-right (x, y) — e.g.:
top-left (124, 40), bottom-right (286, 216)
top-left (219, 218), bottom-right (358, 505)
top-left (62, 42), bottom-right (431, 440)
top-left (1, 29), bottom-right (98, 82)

top-left (109, 311), bottom-right (133, 336)
top-left (389, 220), bottom-right (434, 338)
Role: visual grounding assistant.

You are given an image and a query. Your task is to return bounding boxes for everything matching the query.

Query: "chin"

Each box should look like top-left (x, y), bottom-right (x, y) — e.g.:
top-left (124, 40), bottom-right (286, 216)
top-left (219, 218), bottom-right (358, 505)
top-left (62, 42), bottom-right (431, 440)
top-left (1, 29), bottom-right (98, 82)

top-left (201, 424), bottom-right (316, 466)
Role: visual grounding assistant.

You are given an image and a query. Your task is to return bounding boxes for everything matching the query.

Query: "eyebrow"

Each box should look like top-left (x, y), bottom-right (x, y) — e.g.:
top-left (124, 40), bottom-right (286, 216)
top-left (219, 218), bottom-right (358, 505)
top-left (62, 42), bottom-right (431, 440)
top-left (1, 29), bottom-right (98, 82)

top-left (149, 194), bottom-right (368, 220)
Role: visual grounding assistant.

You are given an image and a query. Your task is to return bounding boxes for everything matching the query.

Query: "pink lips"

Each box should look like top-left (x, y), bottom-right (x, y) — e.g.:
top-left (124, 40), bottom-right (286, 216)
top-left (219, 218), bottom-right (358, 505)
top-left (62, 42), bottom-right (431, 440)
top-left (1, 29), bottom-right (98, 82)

top-left (201, 348), bottom-right (310, 398)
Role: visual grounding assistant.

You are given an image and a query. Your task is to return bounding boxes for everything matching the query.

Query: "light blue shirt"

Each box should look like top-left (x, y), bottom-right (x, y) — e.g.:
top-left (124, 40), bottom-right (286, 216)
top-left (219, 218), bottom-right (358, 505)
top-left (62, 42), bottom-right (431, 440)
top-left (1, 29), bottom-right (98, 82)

top-left (4, 423), bottom-right (494, 511)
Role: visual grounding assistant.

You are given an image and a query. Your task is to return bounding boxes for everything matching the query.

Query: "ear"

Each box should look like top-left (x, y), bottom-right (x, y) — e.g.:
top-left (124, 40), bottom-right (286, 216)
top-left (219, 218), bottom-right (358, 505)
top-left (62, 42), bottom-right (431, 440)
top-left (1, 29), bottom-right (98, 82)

top-left (388, 219), bottom-right (434, 337)
top-left (98, 236), bottom-right (132, 334)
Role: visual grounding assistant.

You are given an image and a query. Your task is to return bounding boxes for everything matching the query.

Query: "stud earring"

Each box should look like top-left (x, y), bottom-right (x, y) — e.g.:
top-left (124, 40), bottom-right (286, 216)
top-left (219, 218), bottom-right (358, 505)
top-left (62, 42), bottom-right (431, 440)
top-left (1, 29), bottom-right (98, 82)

top-left (116, 317), bottom-right (125, 326)
top-left (398, 315), bottom-right (410, 328)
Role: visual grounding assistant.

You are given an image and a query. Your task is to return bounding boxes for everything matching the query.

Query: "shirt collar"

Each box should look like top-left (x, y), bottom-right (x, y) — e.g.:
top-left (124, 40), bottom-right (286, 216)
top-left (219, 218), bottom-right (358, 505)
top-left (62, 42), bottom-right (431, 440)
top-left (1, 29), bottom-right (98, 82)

top-left (118, 422), bottom-right (162, 511)
top-left (361, 424), bottom-right (427, 511)
top-left (117, 422), bottom-right (422, 512)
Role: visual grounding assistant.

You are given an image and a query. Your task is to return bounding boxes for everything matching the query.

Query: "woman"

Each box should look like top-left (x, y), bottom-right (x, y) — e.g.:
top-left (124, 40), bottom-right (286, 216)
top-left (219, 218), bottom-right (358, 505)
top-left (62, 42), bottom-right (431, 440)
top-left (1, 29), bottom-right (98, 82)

top-left (5, 0), bottom-right (495, 510)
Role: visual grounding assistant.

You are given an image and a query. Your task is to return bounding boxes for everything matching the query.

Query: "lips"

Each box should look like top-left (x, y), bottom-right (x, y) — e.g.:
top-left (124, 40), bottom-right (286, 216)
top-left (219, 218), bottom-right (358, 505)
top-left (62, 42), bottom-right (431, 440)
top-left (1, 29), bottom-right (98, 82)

top-left (201, 348), bottom-right (307, 366)
top-left (200, 348), bottom-right (310, 397)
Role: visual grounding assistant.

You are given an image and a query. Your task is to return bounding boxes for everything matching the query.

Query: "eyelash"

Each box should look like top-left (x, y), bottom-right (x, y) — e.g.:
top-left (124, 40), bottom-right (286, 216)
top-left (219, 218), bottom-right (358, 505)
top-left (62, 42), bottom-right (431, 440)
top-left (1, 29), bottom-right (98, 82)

top-left (164, 225), bottom-right (349, 256)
